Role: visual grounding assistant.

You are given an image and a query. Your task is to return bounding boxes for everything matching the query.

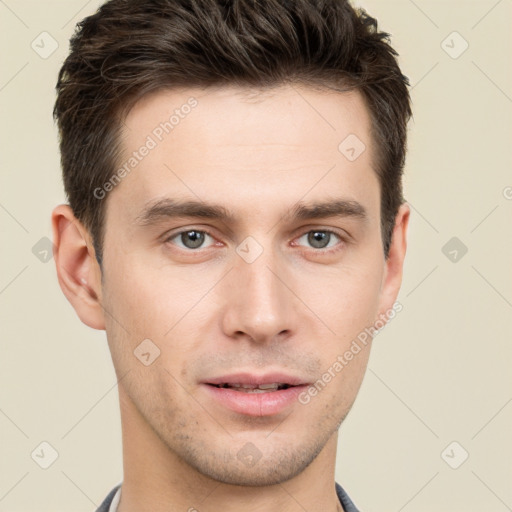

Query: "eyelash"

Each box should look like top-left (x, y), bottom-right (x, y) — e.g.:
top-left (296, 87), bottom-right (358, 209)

top-left (164, 227), bottom-right (348, 255)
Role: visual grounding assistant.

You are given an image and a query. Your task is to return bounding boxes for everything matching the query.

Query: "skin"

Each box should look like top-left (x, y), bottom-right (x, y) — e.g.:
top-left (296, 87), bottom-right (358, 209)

top-left (52, 84), bottom-right (409, 512)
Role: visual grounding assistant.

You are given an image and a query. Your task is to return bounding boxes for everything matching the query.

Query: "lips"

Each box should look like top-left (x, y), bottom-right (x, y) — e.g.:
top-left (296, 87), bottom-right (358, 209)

top-left (204, 372), bottom-right (308, 388)
top-left (209, 383), bottom-right (292, 392)
top-left (201, 372), bottom-right (309, 416)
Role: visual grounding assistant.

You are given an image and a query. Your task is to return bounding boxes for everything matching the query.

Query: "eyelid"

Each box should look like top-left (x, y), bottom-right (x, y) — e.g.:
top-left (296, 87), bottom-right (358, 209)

top-left (163, 226), bottom-right (220, 247)
top-left (291, 228), bottom-right (348, 253)
top-left (163, 225), bottom-right (349, 254)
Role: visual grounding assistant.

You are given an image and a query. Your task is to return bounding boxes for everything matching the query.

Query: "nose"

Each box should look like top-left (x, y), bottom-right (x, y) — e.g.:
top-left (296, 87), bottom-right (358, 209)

top-left (220, 247), bottom-right (297, 344)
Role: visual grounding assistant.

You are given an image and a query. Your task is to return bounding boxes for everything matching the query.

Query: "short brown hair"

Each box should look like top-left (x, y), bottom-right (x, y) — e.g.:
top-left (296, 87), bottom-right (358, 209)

top-left (54, 0), bottom-right (412, 264)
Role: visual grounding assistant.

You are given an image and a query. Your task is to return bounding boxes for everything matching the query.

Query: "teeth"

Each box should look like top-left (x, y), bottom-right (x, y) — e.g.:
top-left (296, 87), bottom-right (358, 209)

top-left (216, 383), bottom-right (289, 391)
top-left (257, 383), bottom-right (279, 390)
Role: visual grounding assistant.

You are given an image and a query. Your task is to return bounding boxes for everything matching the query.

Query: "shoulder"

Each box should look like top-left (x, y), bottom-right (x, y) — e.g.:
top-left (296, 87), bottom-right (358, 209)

top-left (95, 482), bottom-right (358, 512)
top-left (95, 483), bottom-right (122, 512)
top-left (335, 482), bottom-right (360, 512)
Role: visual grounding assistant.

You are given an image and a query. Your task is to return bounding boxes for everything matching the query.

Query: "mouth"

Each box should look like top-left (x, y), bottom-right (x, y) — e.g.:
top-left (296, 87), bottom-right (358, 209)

top-left (207, 383), bottom-right (294, 393)
top-left (201, 373), bottom-right (309, 416)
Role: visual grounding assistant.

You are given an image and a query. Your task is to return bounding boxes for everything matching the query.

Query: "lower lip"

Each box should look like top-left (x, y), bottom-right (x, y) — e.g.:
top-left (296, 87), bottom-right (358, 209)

top-left (202, 384), bottom-right (308, 417)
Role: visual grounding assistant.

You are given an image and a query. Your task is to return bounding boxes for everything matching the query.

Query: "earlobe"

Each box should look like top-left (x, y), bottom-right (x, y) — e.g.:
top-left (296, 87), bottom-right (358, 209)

top-left (51, 204), bottom-right (106, 330)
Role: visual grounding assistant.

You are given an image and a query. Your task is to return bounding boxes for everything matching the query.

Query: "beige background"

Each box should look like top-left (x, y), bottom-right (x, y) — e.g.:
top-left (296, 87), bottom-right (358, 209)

top-left (1, 1), bottom-right (511, 511)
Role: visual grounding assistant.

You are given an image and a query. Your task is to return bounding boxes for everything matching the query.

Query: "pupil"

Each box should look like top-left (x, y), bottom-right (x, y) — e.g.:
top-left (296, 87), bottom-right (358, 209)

top-left (182, 230), bottom-right (204, 249)
top-left (308, 231), bottom-right (329, 249)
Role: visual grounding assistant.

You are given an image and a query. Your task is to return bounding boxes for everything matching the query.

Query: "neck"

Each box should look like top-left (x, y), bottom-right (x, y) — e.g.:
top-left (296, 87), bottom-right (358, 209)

top-left (116, 385), bottom-right (344, 512)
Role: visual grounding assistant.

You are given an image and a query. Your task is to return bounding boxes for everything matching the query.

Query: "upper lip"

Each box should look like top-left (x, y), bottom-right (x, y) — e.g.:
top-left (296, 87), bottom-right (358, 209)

top-left (203, 372), bottom-right (309, 387)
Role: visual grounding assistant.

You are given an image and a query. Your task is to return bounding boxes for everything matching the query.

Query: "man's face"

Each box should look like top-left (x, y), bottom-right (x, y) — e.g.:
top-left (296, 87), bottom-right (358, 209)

top-left (96, 85), bottom-right (404, 485)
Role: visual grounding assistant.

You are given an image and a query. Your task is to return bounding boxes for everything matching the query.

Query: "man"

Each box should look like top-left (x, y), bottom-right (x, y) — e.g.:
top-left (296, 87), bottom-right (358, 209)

top-left (52, 0), bottom-right (411, 510)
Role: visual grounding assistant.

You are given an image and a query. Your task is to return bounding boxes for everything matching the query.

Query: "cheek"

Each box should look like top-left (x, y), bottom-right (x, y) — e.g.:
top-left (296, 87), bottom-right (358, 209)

top-left (100, 256), bottom-right (209, 383)
top-left (102, 254), bottom-right (193, 333)
top-left (294, 258), bottom-right (383, 403)
top-left (304, 261), bottom-right (384, 337)
top-left (100, 269), bottom-right (191, 407)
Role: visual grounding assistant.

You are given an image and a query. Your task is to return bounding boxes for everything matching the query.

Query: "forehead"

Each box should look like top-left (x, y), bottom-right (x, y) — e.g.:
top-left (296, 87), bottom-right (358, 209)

top-left (109, 84), bottom-right (379, 227)
top-left (122, 83), bottom-right (372, 152)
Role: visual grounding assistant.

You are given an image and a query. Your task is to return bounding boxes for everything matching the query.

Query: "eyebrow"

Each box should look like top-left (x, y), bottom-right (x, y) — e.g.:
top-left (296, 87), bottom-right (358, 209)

top-left (135, 198), bottom-right (235, 226)
top-left (287, 198), bottom-right (367, 222)
top-left (134, 197), bottom-right (368, 227)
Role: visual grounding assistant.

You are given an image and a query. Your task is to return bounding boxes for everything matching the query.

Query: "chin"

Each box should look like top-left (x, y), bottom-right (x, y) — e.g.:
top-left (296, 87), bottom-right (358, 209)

top-left (179, 439), bottom-right (326, 487)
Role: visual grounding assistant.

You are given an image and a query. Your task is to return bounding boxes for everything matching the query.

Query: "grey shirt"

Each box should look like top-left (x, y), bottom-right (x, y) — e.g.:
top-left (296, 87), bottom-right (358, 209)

top-left (95, 481), bottom-right (360, 512)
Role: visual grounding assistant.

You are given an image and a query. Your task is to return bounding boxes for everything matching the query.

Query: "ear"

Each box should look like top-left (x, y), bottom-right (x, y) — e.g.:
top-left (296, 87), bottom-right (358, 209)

top-left (51, 204), bottom-right (106, 330)
top-left (376, 202), bottom-right (410, 320)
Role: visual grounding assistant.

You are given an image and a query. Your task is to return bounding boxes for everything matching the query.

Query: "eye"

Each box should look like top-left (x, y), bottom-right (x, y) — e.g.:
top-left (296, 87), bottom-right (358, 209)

top-left (166, 229), bottom-right (216, 250)
top-left (295, 230), bottom-right (345, 252)
top-left (164, 228), bottom-right (346, 254)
